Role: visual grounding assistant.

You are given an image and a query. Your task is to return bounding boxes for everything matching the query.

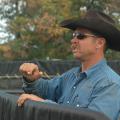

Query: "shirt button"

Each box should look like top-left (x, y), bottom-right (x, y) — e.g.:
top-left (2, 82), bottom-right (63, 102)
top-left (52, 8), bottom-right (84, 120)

top-left (73, 86), bottom-right (76, 89)
top-left (67, 101), bottom-right (70, 104)
top-left (76, 104), bottom-right (80, 107)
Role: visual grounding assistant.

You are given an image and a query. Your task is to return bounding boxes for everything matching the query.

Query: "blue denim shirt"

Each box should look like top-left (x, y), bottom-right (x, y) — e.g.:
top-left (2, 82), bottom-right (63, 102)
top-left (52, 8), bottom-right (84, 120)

top-left (23, 59), bottom-right (120, 120)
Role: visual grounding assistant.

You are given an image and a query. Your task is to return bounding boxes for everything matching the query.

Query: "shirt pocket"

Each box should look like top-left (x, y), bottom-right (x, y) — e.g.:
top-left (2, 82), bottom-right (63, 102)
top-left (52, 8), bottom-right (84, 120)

top-left (73, 94), bottom-right (89, 108)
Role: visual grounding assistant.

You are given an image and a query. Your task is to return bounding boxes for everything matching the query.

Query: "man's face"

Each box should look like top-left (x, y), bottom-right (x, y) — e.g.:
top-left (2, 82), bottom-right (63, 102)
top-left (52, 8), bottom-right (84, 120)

top-left (71, 28), bottom-right (101, 61)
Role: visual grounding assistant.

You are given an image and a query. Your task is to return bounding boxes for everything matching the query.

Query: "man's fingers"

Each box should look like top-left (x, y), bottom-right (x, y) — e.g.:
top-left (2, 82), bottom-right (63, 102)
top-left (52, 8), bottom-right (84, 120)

top-left (17, 99), bottom-right (24, 107)
top-left (19, 63), bottom-right (39, 75)
top-left (39, 71), bottom-right (43, 75)
top-left (17, 94), bottom-right (44, 107)
top-left (17, 94), bottom-right (28, 107)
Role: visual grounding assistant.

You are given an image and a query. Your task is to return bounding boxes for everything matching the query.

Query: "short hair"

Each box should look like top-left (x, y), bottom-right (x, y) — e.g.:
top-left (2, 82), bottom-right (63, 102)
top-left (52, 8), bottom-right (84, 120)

top-left (90, 30), bottom-right (108, 52)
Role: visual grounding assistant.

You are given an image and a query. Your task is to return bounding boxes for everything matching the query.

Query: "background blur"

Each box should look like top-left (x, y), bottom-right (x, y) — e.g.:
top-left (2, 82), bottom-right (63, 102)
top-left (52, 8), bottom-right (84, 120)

top-left (0, 0), bottom-right (120, 61)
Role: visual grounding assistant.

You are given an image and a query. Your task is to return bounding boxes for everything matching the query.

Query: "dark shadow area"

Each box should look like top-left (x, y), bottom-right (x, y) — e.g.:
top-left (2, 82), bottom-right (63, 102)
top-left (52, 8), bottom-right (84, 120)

top-left (0, 91), bottom-right (110, 120)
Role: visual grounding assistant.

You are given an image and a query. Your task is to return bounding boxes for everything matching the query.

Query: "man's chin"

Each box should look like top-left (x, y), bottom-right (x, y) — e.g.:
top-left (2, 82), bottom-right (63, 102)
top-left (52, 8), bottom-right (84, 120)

top-left (73, 55), bottom-right (81, 60)
top-left (73, 54), bottom-right (84, 61)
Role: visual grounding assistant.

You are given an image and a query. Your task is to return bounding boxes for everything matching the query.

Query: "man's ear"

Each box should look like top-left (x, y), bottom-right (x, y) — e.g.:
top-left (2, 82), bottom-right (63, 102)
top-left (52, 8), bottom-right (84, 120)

top-left (96, 37), bottom-right (106, 49)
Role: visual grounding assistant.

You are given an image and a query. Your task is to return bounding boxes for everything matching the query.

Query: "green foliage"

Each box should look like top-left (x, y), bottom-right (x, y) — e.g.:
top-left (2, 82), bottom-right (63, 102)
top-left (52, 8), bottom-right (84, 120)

top-left (105, 49), bottom-right (120, 60)
top-left (0, 0), bottom-right (120, 60)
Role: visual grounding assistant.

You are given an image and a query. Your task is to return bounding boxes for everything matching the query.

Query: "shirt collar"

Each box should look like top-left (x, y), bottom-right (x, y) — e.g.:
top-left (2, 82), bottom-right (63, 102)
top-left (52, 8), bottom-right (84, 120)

top-left (73, 67), bottom-right (87, 79)
top-left (73, 58), bottom-right (107, 79)
top-left (85, 58), bottom-right (107, 78)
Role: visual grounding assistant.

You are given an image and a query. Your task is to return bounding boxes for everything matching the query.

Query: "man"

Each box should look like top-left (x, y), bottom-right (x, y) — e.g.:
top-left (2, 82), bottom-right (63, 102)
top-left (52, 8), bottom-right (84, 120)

top-left (17, 10), bottom-right (120, 120)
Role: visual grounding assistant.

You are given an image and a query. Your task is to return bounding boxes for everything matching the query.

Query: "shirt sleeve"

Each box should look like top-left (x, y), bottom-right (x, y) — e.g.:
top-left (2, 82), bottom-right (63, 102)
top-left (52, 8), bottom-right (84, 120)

top-left (22, 74), bottom-right (67, 102)
top-left (87, 83), bottom-right (120, 120)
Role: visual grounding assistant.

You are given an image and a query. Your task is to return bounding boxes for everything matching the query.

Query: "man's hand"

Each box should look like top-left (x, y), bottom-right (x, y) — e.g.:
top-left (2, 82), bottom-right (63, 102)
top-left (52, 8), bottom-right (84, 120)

top-left (17, 93), bottom-right (44, 107)
top-left (19, 63), bottom-right (43, 81)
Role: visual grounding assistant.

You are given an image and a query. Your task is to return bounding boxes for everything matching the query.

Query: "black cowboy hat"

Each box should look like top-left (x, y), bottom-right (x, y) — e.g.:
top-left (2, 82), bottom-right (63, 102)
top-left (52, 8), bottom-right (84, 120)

top-left (60, 10), bottom-right (120, 51)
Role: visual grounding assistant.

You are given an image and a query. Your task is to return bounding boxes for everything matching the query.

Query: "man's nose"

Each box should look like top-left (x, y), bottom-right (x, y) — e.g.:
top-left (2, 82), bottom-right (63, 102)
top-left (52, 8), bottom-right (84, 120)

top-left (71, 38), bottom-right (79, 44)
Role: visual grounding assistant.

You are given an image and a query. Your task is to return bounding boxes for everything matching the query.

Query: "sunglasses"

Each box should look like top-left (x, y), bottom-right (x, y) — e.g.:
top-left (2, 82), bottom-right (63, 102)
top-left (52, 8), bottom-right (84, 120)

top-left (73, 32), bottom-right (97, 40)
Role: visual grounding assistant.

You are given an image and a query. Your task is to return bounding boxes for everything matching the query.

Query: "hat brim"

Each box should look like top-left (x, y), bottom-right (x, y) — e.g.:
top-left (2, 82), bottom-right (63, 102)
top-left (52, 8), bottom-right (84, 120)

top-left (60, 18), bottom-right (120, 51)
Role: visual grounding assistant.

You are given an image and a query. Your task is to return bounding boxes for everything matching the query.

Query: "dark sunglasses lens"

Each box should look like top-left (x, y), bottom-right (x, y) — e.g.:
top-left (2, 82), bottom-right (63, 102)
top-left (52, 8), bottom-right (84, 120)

top-left (73, 32), bottom-right (86, 39)
top-left (77, 33), bottom-right (86, 39)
